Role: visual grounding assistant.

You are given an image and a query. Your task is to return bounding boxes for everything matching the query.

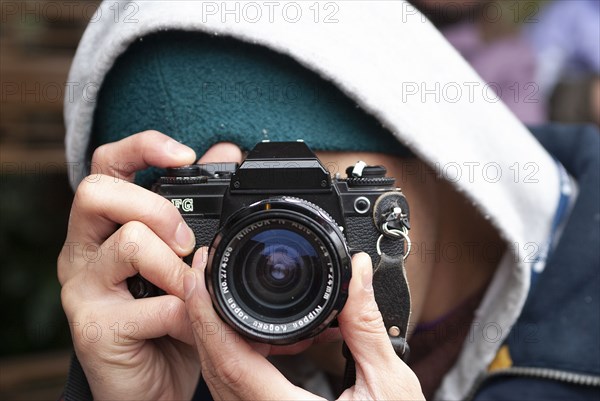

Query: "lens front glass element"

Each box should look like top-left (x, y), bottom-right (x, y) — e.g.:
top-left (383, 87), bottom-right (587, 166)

top-left (241, 228), bottom-right (318, 311)
top-left (218, 218), bottom-right (336, 332)
top-left (227, 220), bottom-right (328, 322)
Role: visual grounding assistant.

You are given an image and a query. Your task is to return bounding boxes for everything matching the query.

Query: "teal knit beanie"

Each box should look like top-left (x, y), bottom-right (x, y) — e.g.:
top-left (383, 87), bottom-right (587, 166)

top-left (92, 31), bottom-right (411, 186)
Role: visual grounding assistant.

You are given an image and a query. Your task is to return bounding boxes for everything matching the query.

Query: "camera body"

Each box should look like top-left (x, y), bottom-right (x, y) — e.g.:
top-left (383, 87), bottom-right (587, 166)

top-left (139, 141), bottom-right (409, 344)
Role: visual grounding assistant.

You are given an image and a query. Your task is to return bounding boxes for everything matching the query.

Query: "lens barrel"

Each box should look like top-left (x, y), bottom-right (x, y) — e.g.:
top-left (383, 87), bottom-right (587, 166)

top-left (206, 197), bottom-right (351, 344)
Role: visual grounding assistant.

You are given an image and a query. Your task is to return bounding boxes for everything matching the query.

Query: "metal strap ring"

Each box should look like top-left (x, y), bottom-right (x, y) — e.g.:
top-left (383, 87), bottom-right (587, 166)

top-left (376, 223), bottom-right (411, 260)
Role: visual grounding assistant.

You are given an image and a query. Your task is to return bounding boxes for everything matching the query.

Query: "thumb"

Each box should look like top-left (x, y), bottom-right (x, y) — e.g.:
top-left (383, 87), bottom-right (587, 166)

top-left (183, 247), bottom-right (229, 348)
top-left (337, 253), bottom-right (397, 367)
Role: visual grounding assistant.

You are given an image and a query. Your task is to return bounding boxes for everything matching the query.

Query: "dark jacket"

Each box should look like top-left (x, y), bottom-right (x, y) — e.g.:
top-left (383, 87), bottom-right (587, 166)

top-left (471, 124), bottom-right (600, 400)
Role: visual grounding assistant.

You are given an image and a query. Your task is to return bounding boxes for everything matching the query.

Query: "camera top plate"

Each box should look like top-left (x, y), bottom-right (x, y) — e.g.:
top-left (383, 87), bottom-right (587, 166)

top-left (231, 142), bottom-right (331, 190)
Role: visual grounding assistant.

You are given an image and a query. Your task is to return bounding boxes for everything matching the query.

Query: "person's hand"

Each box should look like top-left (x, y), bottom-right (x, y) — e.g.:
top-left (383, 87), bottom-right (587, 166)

top-left (58, 130), bottom-right (243, 400)
top-left (184, 250), bottom-right (425, 401)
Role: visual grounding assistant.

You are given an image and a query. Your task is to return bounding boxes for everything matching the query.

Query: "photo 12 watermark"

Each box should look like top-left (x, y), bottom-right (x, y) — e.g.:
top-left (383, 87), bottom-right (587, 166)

top-left (61, 241), bottom-right (140, 264)
top-left (68, 321), bottom-right (141, 344)
top-left (401, 81), bottom-right (540, 105)
top-left (400, 1), bottom-right (541, 25)
top-left (1, 80), bottom-right (100, 104)
top-left (198, 1), bottom-right (340, 24)
top-left (397, 159), bottom-right (541, 185)
top-left (408, 319), bottom-right (540, 345)
top-left (1, 1), bottom-right (101, 24)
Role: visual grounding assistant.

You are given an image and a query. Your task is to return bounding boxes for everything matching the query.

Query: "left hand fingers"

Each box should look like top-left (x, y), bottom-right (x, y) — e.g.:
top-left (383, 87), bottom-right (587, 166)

top-left (337, 253), bottom-right (423, 400)
top-left (337, 253), bottom-right (398, 367)
top-left (184, 248), bottom-right (323, 401)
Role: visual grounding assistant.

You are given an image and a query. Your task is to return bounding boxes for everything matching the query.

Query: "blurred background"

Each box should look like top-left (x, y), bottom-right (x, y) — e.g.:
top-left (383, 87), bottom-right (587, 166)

top-left (0, 0), bottom-right (598, 399)
top-left (1, 1), bottom-right (100, 399)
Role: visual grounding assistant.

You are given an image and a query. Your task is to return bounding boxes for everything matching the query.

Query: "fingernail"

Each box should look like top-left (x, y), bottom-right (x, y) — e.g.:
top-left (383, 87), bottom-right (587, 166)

top-left (360, 255), bottom-right (373, 290)
top-left (183, 270), bottom-right (196, 300)
top-left (192, 247), bottom-right (209, 269)
top-left (176, 221), bottom-right (195, 251)
top-left (166, 139), bottom-right (195, 159)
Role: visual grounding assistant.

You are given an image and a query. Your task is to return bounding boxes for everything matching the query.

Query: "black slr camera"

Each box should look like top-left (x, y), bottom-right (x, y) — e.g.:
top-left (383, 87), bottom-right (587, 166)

top-left (131, 141), bottom-right (409, 345)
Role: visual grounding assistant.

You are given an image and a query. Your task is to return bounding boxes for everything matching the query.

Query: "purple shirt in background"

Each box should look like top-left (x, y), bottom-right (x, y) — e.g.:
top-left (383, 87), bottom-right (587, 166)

top-left (442, 22), bottom-right (546, 125)
top-left (526, 0), bottom-right (600, 96)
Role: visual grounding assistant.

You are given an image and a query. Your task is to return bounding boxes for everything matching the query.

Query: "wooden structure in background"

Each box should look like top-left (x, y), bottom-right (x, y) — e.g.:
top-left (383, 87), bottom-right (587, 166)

top-left (1, 0), bottom-right (99, 168)
top-left (1, 1), bottom-right (99, 398)
top-left (0, 350), bottom-right (71, 400)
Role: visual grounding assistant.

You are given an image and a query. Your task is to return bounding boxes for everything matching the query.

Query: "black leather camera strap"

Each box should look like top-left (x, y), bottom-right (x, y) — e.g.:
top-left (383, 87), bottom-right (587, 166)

top-left (371, 191), bottom-right (412, 358)
top-left (64, 352), bottom-right (93, 401)
top-left (373, 252), bottom-right (412, 356)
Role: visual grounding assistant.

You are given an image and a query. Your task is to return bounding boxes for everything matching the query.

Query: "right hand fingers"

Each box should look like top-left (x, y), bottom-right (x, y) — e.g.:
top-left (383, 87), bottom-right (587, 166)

top-left (90, 130), bottom-right (243, 181)
top-left (68, 136), bottom-right (244, 250)
top-left (63, 174), bottom-right (195, 264)
top-left (60, 134), bottom-right (246, 298)
top-left (63, 291), bottom-right (195, 347)
top-left (61, 223), bottom-right (197, 347)
top-left (122, 295), bottom-right (195, 345)
top-left (95, 220), bottom-right (194, 299)
top-left (196, 141), bottom-right (243, 164)
top-left (65, 130), bottom-right (198, 257)
top-left (90, 130), bottom-right (196, 182)
top-left (60, 220), bottom-right (190, 308)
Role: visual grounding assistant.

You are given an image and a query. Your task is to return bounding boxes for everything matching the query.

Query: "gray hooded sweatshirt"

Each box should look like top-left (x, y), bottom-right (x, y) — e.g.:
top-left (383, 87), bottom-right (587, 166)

top-left (64, 2), bottom-right (567, 399)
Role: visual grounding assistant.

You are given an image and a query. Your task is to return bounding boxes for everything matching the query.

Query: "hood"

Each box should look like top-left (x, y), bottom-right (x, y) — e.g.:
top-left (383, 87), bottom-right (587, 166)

top-left (63, 2), bottom-right (561, 399)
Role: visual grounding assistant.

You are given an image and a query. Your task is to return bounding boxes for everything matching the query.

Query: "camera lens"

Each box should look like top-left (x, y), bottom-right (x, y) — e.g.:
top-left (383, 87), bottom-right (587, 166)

top-left (207, 198), bottom-right (351, 344)
top-left (247, 231), bottom-right (312, 302)
top-left (236, 226), bottom-right (324, 318)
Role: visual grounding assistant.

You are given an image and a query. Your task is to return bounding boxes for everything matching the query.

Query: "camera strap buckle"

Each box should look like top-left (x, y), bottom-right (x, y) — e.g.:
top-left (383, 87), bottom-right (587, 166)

top-left (376, 221), bottom-right (411, 261)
